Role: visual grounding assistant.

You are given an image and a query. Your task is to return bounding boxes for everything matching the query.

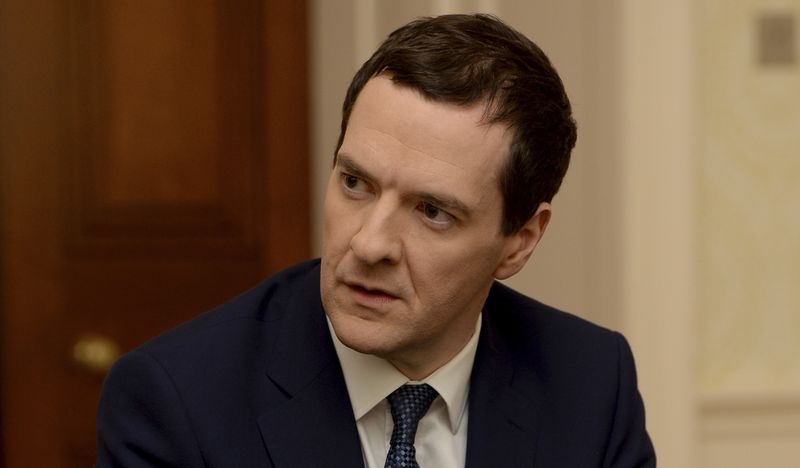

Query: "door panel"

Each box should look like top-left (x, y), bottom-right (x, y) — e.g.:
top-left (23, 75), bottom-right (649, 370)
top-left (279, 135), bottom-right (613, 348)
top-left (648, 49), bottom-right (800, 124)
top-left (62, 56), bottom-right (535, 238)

top-left (0, 1), bottom-right (309, 467)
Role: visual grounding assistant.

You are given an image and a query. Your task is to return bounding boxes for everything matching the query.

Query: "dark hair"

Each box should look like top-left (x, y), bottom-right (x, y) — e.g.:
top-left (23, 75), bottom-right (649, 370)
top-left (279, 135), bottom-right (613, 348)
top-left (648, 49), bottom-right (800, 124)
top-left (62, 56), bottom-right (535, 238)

top-left (336, 14), bottom-right (577, 235)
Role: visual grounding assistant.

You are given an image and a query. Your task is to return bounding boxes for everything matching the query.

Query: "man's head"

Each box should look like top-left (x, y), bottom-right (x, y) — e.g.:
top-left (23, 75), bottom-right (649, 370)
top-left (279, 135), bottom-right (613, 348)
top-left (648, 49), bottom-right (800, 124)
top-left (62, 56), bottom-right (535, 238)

top-left (321, 14), bottom-right (576, 379)
top-left (336, 14), bottom-right (577, 235)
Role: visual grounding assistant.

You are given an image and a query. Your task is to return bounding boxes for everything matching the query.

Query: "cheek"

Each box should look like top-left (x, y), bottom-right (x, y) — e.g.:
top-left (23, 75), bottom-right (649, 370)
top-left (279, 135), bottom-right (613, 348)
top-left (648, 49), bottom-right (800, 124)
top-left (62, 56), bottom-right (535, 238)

top-left (322, 191), bottom-right (355, 255)
top-left (323, 209), bottom-right (373, 276)
top-left (323, 225), bottom-right (349, 263)
top-left (407, 237), bottom-right (502, 299)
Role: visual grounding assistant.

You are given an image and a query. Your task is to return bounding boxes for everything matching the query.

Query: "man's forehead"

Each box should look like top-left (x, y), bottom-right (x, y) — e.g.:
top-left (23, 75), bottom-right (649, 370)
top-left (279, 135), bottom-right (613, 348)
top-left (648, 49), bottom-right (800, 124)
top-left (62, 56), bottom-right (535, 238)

top-left (346, 76), bottom-right (512, 174)
top-left (385, 73), bottom-right (501, 122)
top-left (361, 74), bottom-right (497, 124)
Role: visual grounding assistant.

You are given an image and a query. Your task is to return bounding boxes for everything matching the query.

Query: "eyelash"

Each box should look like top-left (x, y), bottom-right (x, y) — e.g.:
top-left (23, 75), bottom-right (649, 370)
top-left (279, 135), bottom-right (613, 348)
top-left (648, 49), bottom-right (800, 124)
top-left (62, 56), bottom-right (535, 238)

top-left (339, 171), bottom-right (457, 229)
top-left (417, 202), bottom-right (455, 228)
top-left (340, 173), bottom-right (370, 196)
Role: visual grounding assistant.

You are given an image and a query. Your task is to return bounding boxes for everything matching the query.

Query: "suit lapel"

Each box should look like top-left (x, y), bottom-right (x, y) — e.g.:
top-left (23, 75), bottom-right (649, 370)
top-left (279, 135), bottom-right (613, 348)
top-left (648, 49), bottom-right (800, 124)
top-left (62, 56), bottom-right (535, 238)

top-left (465, 293), bottom-right (545, 468)
top-left (254, 268), bottom-right (546, 467)
top-left (257, 265), bottom-right (364, 468)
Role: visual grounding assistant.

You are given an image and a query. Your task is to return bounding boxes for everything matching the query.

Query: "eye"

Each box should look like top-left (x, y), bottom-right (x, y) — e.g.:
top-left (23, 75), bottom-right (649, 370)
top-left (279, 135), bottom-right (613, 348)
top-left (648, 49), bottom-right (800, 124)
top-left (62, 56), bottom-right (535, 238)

top-left (418, 202), bottom-right (454, 228)
top-left (340, 172), bottom-right (370, 196)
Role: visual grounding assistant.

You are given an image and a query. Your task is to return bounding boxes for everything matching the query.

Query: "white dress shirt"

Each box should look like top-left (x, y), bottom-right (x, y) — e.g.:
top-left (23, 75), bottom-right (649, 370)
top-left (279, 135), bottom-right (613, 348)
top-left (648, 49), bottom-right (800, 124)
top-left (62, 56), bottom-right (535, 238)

top-left (328, 317), bottom-right (481, 468)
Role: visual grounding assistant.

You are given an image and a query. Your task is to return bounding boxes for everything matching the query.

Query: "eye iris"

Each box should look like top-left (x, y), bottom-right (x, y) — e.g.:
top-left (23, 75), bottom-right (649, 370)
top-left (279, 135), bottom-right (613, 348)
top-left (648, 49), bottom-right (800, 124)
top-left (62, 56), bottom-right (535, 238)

top-left (425, 204), bottom-right (440, 219)
top-left (344, 175), bottom-right (359, 188)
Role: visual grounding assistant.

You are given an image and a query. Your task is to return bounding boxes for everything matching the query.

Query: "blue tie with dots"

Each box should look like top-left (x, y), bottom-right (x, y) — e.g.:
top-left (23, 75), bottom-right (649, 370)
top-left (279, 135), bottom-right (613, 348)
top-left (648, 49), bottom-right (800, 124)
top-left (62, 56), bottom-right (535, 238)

top-left (384, 383), bottom-right (439, 468)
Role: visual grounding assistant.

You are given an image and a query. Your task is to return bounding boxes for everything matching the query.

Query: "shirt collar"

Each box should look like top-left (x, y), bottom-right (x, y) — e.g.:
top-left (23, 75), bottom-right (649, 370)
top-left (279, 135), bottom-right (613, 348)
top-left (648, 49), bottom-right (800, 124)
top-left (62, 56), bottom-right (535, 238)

top-left (328, 315), bottom-right (481, 434)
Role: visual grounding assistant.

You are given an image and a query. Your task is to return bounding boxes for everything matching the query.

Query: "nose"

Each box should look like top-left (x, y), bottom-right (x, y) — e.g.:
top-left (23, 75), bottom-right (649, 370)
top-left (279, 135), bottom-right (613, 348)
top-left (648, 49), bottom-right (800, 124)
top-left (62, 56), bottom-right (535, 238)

top-left (349, 199), bottom-right (402, 265)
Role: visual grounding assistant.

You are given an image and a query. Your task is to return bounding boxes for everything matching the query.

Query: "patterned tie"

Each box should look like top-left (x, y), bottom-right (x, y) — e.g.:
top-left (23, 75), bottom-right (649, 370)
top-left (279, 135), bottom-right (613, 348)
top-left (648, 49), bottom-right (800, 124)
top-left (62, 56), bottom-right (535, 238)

top-left (384, 383), bottom-right (439, 468)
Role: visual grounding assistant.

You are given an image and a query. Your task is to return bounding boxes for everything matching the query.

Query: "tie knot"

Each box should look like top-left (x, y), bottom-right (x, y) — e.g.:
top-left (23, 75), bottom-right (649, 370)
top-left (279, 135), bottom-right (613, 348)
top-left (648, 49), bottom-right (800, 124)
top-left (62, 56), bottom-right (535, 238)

top-left (387, 384), bottom-right (438, 446)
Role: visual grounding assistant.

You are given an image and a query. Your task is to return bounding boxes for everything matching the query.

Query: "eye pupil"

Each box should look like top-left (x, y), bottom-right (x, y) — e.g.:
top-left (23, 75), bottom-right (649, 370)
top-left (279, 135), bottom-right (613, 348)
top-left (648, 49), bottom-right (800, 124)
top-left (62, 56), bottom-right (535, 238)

top-left (425, 204), bottom-right (439, 218)
top-left (344, 175), bottom-right (358, 188)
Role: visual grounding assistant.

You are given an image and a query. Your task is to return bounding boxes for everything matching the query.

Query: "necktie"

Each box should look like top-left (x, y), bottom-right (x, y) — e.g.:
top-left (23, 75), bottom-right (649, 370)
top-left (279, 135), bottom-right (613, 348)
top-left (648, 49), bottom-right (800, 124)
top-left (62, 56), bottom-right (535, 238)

top-left (384, 383), bottom-right (438, 468)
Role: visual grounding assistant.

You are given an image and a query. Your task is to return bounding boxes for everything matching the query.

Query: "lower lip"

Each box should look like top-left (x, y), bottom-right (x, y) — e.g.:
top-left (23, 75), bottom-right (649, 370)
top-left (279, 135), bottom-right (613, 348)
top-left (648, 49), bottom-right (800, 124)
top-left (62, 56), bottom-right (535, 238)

top-left (347, 285), bottom-right (398, 306)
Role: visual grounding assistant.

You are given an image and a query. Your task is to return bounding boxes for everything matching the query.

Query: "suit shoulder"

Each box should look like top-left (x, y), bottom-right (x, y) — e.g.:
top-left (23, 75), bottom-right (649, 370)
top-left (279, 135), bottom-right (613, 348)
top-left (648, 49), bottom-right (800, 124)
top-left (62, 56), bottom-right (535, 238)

top-left (136, 259), bottom-right (321, 357)
top-left (486, 280), bottom-right (617, 344)
top-left (483, 281), bottom-right (635, 406)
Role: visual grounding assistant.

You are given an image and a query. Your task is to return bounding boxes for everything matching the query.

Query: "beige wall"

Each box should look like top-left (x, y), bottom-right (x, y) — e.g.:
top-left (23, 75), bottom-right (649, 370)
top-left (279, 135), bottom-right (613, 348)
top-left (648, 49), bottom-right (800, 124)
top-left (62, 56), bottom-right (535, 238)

top-left (310, 1), bottom-right (799, 466)
top-left (696, 1), bottom-right (800, 467)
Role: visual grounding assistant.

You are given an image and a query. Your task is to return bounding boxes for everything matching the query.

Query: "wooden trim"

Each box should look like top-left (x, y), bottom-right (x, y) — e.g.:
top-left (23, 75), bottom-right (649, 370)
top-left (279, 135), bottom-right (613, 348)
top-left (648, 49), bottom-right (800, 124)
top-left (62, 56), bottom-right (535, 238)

top-left (262, 0), bottom-right (311, 272)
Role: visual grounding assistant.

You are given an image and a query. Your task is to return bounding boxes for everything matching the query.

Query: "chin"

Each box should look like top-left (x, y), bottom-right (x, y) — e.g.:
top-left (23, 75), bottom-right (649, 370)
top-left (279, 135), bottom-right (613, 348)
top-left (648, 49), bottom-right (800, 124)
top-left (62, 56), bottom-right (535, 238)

top-left (328, 310), bottom-right (394, 357)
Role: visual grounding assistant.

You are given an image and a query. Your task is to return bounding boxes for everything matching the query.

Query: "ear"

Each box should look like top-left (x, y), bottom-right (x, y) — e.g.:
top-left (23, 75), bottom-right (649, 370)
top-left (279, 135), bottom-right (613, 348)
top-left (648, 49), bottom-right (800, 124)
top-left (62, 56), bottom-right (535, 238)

top-left (493, 202), bottom-right (551, 280)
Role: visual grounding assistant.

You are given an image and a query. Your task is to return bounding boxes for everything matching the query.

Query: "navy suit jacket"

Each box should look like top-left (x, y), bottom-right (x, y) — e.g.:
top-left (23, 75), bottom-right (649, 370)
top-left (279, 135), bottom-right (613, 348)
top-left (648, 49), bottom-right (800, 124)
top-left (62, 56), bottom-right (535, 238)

top-left (96, 259), bottom-right (655, 467)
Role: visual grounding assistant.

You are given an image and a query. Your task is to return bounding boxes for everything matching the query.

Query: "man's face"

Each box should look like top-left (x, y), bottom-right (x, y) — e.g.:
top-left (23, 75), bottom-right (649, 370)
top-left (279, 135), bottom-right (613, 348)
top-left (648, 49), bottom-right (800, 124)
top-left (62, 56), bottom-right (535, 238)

top-left (320, 75), bottom-right (542, 378)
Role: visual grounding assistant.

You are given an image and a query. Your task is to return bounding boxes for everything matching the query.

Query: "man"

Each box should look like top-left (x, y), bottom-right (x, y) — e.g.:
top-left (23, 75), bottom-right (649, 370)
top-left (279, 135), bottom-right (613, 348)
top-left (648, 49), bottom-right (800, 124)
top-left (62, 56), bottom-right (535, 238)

top-left (97, 14), bottom-right (655, 467)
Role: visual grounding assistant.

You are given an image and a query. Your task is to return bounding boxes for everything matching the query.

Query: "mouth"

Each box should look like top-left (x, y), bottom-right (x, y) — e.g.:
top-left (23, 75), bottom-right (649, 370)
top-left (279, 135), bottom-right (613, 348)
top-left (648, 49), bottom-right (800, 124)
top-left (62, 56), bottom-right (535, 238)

top-left (345, 282), bottom-right (399, 305)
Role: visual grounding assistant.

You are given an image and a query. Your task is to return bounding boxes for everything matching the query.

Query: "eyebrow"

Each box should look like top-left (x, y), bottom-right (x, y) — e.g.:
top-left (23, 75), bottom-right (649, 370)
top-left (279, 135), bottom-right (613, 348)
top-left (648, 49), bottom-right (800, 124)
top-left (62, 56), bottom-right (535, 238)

top-left (335, 153), bottom-right (472, 218)
top-left (335, 154), bottom-right (372, 182)
top-left (413, 192), bottom-right (471, 218)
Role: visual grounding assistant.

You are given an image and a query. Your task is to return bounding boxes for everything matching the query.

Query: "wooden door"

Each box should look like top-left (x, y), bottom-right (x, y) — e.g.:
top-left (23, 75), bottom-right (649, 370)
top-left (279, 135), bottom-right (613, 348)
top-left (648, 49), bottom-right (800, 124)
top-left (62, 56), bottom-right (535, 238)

top-left (0, 1), bottom-right (309, 466)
